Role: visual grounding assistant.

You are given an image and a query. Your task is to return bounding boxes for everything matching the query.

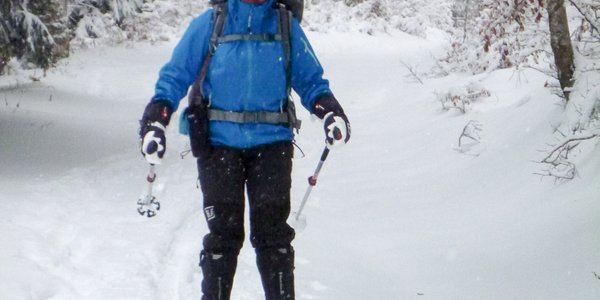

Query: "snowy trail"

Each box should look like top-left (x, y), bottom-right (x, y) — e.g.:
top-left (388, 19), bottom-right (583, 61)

top-left (1, 30), bottom-right (600, 300)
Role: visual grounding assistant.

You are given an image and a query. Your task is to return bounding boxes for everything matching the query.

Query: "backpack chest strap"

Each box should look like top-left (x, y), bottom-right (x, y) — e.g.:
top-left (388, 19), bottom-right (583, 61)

top-left (218, 34), bottom-right (282, 44)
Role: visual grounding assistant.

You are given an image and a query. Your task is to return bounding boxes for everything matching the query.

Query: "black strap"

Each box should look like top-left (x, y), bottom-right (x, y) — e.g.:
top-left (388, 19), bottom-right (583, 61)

top-left (189, 2), bottom-right (228, 108)
top-left (278, 6), bottom-right (292, 95)
top-left (218, 34), bottom-right (282, 44)
top-left (208, 109), bottom-right (290, 124)
top-left (209, 5), bottom-right (227, 55)
top-left (277, 6), bottom-right (301, 132)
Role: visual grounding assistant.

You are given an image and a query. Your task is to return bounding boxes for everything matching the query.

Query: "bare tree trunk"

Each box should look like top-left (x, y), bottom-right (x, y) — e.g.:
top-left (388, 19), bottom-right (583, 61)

top-left (546, 0), bottom-right (575, 100)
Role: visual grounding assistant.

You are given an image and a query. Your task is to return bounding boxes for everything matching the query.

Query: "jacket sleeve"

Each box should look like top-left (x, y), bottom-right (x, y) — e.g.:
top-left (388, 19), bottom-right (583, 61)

top-left (151, 11), bottom-right (213, 112)
top-left (289, 19), bottom-right (333, 113)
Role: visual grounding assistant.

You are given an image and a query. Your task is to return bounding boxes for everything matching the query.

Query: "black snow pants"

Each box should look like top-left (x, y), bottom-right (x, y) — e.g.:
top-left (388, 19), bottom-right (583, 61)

top-left (197, 141), bottom-right (296, 300)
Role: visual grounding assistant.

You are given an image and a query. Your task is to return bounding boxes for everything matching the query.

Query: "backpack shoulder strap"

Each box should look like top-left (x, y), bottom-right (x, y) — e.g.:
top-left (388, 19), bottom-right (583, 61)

top-left (277, 5), bottom-right (292, 94)
top-left (208, 1), bottom-right (228, 55)
top-left (277, 5), bottom-right (301, 132)
top-left (189, 1), bottom-right (228, 107)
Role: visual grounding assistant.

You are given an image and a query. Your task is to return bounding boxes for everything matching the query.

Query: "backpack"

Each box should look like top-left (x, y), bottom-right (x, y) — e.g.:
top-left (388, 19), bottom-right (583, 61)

top-left (181, 0), bottom-right (304, 156)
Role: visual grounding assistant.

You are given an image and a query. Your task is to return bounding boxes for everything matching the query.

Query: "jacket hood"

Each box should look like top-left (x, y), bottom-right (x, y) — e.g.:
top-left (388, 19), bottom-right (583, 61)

top-left (229, 0), bottom-right (277, 12)
top-left (224, 0), bottom-right (279, 34)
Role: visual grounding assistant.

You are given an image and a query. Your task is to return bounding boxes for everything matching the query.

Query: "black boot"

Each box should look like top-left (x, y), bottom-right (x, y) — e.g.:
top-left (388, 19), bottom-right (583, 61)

top-left (256, 247), bottom-right (295, 300)
top-left (200, 251), bottom-right (238, 300)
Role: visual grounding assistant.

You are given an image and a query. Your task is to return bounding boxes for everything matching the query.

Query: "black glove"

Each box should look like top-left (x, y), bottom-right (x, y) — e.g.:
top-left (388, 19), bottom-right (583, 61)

top-left (140, 101), bottom-right (172, 165)
top-left (313, 94), bottom-right (351, 147)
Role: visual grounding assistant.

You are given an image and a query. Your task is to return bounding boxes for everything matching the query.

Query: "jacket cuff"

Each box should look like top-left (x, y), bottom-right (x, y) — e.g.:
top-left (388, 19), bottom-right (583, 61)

top-left (312, 94), bottom-right (344, 119)
top-left (142, 100), bottom-right (173, 127)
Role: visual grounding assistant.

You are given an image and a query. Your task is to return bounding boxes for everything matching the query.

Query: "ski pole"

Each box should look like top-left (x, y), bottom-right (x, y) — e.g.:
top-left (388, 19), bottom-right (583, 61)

top-left (295, 146), bottom-right (330, 221)
top-left (137, 164), bottom-right (161, 217)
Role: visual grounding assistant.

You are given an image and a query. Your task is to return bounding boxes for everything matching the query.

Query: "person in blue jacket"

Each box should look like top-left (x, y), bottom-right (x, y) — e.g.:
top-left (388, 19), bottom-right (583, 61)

top-left (139, 0), bottom-right (350, 299)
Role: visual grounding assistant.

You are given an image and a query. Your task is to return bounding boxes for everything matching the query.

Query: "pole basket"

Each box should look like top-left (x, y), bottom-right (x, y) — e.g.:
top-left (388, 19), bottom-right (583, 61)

top-left (137, 194), bottom-right (160, 218)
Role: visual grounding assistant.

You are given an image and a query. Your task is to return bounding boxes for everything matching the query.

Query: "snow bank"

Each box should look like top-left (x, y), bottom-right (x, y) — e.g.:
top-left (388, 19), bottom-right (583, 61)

top-left (1, 4), bottom-right (599, 300)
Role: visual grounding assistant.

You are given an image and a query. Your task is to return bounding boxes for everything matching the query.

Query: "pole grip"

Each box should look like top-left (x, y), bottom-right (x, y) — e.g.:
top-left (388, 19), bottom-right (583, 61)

top-left (320, 147), bottom-right (330, 162)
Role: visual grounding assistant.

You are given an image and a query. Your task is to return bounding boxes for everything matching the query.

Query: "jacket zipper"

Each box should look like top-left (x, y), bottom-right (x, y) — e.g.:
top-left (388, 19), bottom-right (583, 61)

top-left (278, 272), bottom-right (284, 297)
top-left (218, 276), bottom-right (222, 300)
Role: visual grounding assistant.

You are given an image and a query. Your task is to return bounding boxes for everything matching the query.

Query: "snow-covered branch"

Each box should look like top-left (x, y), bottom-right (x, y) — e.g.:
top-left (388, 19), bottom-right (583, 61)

top-left (568, 0), bottom-right (600, 37)
top-left (14, 10), bottom-right (56, 51)
top-left (542, 133), bottom-right (598, 163)
top-left (537, 133), bottom-right (600, 182)
top-left (445, 0), bottom-right (550, 74)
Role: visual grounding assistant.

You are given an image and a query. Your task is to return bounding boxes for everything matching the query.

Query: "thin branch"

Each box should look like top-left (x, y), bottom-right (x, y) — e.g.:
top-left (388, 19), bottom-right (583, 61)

top-left (534, 167), bottom-right (578, 183)
top-left (541, 134), bottom-right (598, 163)
top-left (536, 132), bottom-right (600, 182)
top-left (579, 67), bottom-right (600, 73)
top-left (400, 60), bottom-right (424, 85)
top-left (568, 0), bottom-right (600, 36)
top-left (458, 120), bottom-right (482, 148)
top-left (522, 65), bottom-right (558, 79)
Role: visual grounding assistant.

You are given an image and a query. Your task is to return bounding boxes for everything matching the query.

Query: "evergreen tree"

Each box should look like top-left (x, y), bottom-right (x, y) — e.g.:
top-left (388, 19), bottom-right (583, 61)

top-left (0, 0), bottom-right (145, 75)
top-left (0, 0), bottom-right (67, 73)
top-left (29, 0), bottom-right (70, 60)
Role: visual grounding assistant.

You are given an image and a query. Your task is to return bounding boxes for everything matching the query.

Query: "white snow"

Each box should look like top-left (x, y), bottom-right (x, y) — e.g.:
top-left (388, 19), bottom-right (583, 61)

top-left (1, 22), bottom-right (600, 300)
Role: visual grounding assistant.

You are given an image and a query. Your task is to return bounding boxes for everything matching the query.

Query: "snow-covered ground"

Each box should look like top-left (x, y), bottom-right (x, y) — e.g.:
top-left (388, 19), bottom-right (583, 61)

top-left (1, 26), bottom-right (600, 299)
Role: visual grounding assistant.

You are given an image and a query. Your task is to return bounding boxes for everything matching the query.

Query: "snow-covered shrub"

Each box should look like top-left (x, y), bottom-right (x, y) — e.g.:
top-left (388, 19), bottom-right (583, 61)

top-left (388, 0), bottom-right (453, 37)
top-left (569, 0), bottom-right (600, 52)
top-left (444, 0), bottom-right (550, 74)
top-left (69, 0), bottom-right (143, 26)
top-left (436, 82), bottom-right (491, 113)
top-left (69, 0), bottom-right (207, 48)
top-left (68, 0), bottom-right (144, 46)
top-left (303, 0), bottom-right (389, 34)
top-left (569, 0), bottom-right (600, 109)
top-left (304, 0), bottom-right (452, 36)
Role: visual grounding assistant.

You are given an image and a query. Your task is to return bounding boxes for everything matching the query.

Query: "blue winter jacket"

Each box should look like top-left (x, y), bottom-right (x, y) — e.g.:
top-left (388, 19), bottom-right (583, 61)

top-left (151, 0), bottom-right (332, 149)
